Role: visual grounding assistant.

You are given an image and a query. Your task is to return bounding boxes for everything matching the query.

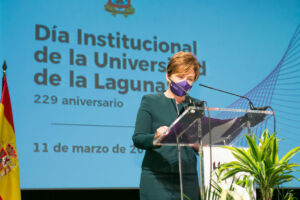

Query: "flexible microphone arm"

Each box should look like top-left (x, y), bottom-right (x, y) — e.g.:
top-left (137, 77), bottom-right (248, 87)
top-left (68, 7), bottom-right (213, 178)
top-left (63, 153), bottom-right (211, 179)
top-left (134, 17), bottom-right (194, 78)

top-left (199, 83), bottom-right (276, 130)
top-left (199, 83), bottom-right (255, 110)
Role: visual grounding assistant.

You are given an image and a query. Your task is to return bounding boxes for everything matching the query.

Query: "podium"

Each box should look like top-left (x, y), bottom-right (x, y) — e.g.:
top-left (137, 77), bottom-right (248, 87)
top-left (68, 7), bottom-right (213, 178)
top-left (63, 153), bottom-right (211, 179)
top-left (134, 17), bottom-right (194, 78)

top-left (153, 106), bottom-right (274, 200)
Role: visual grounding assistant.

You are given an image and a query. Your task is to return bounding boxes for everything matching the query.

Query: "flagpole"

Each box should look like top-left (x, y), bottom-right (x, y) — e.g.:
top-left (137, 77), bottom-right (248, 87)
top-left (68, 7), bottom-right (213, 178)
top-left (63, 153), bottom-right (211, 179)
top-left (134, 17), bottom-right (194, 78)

top-left (2, 61), bottom-right (7, 91)
top-left (2, 61), bottom-right (7, 75)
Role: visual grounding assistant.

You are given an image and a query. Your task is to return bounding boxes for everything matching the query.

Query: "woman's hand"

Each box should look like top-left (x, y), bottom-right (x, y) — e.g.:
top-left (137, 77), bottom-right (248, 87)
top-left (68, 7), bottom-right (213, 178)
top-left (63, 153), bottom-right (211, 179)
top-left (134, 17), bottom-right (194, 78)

top-left (189, 143), bottom-right (209, 153)
top-left (154, 126), bottom-right (169, 141)
top-left (189, 143), bottom-right (199, 152)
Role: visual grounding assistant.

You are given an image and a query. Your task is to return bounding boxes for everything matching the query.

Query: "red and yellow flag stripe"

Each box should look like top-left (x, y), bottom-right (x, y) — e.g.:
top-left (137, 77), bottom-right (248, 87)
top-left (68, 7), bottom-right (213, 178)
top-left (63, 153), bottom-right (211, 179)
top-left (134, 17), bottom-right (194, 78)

top-left (0, 75), bottom-right (21, 200)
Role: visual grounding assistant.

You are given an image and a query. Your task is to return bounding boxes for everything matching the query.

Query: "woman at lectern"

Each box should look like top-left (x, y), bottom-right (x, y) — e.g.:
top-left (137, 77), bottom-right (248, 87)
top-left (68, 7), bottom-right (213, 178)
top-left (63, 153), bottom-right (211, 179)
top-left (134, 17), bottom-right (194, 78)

top-left (132, 51), bottom-right (201, 200)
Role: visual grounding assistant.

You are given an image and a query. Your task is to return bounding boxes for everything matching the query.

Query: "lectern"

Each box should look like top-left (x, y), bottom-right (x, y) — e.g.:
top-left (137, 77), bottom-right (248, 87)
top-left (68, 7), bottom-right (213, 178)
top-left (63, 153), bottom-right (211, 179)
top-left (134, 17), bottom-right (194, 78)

top-left (153, 106), bottom-right (274, 200)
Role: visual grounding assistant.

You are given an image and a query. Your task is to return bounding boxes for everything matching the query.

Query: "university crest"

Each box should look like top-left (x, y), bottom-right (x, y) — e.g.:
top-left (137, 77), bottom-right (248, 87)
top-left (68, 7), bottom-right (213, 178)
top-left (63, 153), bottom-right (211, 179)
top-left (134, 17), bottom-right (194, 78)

top-left (104, 0), bottom-right (135, 17)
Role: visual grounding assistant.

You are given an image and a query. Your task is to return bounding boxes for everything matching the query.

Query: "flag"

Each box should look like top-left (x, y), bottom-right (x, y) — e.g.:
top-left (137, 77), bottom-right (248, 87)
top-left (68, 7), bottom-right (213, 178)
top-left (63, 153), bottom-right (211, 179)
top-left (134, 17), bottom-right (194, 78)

top-left (0, 67), bottom-right (21, 200)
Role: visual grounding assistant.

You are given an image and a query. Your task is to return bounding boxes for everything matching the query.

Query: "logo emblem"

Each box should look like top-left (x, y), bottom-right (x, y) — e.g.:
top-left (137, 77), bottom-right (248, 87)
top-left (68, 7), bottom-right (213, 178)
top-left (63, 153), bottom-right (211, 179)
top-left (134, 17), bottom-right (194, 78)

top-left (105, 0), bottom-right (135, 17)
top-left (0, 143), bottom-right (18, 178)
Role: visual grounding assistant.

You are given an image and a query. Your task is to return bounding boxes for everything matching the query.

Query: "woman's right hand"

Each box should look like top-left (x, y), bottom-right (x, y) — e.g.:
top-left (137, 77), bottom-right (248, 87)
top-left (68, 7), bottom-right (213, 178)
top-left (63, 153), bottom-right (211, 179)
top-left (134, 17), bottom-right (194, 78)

top-left (154, 126), bottom-right (169, 141)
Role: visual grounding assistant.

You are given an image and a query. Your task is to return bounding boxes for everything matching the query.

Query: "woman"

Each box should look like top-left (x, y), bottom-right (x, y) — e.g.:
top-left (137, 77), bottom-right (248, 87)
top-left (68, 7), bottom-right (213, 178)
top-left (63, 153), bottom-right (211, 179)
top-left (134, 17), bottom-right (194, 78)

top-left (132, 51), bottom-right (201, 200)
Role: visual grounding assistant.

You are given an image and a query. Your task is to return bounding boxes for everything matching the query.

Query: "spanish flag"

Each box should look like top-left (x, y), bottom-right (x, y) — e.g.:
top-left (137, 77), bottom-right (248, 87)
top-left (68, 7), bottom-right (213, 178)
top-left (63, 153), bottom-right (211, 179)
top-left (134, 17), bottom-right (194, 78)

top-left (0, 63), bottom-right (21, 200)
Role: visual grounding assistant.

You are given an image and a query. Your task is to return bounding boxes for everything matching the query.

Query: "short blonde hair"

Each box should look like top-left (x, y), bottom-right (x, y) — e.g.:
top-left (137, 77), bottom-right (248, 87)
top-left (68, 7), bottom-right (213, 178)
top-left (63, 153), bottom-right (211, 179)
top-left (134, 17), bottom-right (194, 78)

top-left (167, 52), bottom-right (201, 81)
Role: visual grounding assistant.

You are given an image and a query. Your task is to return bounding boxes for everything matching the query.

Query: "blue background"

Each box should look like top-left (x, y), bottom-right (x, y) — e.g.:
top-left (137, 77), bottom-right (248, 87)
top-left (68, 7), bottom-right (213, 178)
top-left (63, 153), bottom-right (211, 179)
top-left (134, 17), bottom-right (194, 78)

top-left (0, 0), bottom-right (299, 189)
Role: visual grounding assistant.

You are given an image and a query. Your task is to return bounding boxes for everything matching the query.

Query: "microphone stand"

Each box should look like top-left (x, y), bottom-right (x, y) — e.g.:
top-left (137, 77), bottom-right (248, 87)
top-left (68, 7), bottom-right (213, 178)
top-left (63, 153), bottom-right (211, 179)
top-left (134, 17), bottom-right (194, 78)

top-left (199, 83), bottom-right (276, 132)
top-left (199, 84), bottom-right (255, 110)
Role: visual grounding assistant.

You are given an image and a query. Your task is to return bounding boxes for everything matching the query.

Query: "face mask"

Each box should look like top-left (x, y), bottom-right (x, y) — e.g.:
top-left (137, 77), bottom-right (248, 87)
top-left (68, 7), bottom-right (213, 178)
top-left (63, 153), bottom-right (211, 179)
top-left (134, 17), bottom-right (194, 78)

top-left (170, 79), bottom-right (192, 97)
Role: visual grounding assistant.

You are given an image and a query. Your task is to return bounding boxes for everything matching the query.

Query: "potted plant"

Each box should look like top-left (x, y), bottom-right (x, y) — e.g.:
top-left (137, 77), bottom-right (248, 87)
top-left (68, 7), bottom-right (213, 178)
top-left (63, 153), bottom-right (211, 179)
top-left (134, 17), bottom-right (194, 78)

top-left (219, 129), bottom-right (300, 200)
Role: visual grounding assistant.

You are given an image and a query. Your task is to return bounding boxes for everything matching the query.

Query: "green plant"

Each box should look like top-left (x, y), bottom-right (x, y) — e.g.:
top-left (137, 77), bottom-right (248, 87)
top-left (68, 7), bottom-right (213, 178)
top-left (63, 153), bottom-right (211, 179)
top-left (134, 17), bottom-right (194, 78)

top-left (279, 189), bottom-right (298, 200)
top-left (219, 129), bottom-right (300, 200)
top-left (205, 168), bottom-right (254, 200)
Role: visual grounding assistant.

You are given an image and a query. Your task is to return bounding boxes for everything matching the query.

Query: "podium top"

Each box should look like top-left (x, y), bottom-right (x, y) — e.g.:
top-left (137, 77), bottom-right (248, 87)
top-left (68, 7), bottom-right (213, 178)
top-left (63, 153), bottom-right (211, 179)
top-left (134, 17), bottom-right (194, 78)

top-left (153, 106), bottom-right (274, 146)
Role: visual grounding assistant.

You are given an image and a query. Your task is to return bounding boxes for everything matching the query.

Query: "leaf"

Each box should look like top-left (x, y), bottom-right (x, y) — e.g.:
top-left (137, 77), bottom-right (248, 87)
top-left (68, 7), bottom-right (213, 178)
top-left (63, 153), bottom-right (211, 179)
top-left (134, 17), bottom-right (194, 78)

top-left (272, 138), bottom-right (279, 163)
top-left (260, 132), bottom-right (275, 162)
top-left (232, 148), bottom-right (259, 174)
top-left (220, 189), bottom-right (228, 200)
top-left (259, 161), bottom-right (267, 181)
top-left (285, 163), bottom-right (300, 168)
top-left (279, 146), bottom-right (300, 164)
top-left (183, 193), bottom-right (191, 200)
top-left (221, 168), bottom-right (241, 180)
top-left (245, 134), bottom-right (260, 161)
top-left (267, 165), bottom-right (287, 186)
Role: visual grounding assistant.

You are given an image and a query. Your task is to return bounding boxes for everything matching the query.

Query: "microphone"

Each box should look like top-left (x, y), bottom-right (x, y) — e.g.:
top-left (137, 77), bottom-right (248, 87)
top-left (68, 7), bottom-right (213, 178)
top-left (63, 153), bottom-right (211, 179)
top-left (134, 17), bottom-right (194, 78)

top-left (186, 95), bottom-right (205, 108)
top-left (199, 83), bottom-right (265, 110)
